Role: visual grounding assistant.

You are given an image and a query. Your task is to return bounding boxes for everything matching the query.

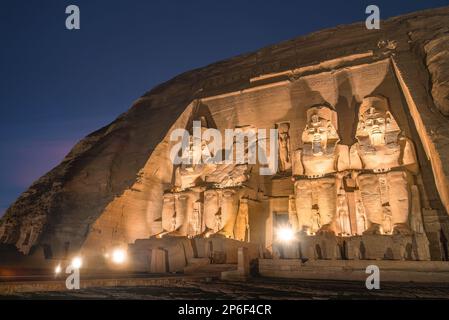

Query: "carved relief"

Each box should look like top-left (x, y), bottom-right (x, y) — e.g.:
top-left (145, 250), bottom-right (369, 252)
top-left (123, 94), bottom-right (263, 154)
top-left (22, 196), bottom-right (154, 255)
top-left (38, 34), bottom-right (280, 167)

top-left (355, 190), bottom-right (368, 235)
top-left (160, 92), bottom-right (428, 262)
top-left (288, 195), bottom-right (298, 232)
top-left (277, 122), bottom-right (291, 173)
top-left (337, 189), bottom-right (351, 236)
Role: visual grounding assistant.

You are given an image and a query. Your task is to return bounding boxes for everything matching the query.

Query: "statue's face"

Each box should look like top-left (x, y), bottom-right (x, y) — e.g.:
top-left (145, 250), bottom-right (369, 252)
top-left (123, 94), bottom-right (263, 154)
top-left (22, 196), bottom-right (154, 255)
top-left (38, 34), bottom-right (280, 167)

top-left (303, 114), bottom-right (338, 156)
top-left (182, 134), bottom-right (212, 167)
top-left (359, 107), bottom-right (387, 146)
top-left (205, 190), bottom-right (218, 202)
top-left (204, 190), bottom-right (220, 213)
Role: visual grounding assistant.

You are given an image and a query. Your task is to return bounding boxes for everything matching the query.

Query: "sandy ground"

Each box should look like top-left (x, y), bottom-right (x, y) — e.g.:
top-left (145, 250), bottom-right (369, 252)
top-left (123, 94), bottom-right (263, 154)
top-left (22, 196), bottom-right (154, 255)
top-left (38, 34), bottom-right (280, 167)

top-left (2, 277), bottom-right (449, 300)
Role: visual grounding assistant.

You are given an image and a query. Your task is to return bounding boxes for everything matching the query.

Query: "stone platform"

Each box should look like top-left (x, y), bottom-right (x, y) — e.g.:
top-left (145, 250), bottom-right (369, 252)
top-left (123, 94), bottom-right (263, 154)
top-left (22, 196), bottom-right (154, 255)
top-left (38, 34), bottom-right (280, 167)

top-left (128, 236), bottom-right (260, 273)
top-left (277, 233), bottom-right (431, 261)
top-left (259, 259), bottom-right (449, 283)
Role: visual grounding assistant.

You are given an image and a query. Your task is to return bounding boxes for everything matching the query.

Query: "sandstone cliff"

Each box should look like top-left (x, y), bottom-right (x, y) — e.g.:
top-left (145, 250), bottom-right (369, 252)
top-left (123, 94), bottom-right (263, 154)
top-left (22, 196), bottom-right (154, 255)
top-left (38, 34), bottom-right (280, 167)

top-left (1, 6), bottom-right (449, 258)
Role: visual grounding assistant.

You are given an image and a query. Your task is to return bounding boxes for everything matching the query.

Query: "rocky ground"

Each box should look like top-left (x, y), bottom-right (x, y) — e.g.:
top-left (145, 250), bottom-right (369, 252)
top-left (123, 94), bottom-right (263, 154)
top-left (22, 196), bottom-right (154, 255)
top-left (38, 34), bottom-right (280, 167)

top-left (2, 277), bottom-right (449, 300)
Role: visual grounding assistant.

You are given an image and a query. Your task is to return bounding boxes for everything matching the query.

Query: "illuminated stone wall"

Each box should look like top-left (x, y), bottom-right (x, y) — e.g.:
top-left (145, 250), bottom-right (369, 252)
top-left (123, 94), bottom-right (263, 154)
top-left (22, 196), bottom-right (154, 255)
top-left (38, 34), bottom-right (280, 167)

top-left (1, 6), bottom-right (449, 263)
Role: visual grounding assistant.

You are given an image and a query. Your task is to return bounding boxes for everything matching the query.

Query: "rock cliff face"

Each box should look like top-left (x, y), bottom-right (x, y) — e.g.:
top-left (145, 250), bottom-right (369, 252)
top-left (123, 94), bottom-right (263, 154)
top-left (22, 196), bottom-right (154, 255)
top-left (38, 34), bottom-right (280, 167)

top-left (1, 6), bottom-right (449, 259)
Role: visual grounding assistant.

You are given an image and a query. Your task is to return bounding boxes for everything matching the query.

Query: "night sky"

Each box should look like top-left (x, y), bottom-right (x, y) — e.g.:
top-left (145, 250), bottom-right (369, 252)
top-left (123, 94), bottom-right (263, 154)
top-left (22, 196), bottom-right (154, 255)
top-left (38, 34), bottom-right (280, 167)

top-left (0, 0), bottom-right (448, 217)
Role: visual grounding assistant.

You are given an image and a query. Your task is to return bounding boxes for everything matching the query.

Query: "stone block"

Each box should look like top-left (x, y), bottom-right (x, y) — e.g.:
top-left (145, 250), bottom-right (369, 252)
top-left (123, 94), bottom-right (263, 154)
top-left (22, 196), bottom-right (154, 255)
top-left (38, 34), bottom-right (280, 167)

top-left (150, 248), bottom-right (168, 273)
top-left (347, 234), bottom-right (431, 261)
top-left (300, 234), bottom-right (342, 260)
top-left (237, 247), bottom-right (250, 275)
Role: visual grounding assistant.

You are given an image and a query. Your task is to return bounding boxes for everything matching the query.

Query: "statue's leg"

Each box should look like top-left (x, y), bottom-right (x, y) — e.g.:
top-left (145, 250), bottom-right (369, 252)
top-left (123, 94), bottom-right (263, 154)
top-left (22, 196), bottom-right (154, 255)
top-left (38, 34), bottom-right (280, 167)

top-left (295, 180), bottom-right (313, 233)
top-left (204, 190), bottom-right (219, 231)
top-left (388, 171), bottom-right (412, 235)
top-left (357, 174), bottom-right (383, 234)
top-left (174, 194), bottom-right (188, 236)
top-left (220, 189), bottom-right (238, 237)
top-left (234, 199), bottom-right (249, 241)
top-left (162, 193), bottom-right (175, 232)
top-left (316, 177), bottom-right (337, 234)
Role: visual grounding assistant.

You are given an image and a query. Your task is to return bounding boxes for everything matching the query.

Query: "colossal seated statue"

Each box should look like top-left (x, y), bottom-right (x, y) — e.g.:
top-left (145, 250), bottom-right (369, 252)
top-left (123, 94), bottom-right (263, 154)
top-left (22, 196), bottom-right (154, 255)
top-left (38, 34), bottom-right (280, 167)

top-left (162, 116), bottom-right (250, 239)
top-left (350, 95), bottom-right (419, 235)
top-left (174, 117), bottom-right (217, 191)
top-left (174, 117), bottom-right (249, 191)
top-left (292, 105), bottom-right (349, 235)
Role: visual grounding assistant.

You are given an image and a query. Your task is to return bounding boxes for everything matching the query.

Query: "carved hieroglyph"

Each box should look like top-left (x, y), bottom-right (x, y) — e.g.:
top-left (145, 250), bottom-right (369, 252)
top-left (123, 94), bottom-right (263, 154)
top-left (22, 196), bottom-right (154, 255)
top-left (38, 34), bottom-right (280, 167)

top-left (350, 96), bottom-right (419, 235)
top-left (204, 189), bottom-right (221, 233)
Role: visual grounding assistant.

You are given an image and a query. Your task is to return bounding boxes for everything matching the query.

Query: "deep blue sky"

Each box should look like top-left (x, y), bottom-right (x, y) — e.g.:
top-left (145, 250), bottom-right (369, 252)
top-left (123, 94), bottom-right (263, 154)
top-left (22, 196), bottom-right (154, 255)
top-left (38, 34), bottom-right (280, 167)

top-left (0, 0), bottom-right (448, 217)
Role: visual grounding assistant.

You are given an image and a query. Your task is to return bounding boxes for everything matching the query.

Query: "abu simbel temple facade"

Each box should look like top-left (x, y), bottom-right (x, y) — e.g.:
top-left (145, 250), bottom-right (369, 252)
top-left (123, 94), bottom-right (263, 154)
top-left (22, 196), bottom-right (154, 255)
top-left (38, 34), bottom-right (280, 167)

top-left (2, 6), bottom-right (449, 280)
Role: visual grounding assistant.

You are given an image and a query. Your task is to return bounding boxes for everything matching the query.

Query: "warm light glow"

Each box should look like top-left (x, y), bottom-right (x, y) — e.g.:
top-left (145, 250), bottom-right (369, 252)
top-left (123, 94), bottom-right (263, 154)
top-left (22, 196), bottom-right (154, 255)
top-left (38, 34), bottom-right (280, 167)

top-left (71, 256), bottom-right (83, 269)
top-left (277, 227), bottom-right (295, 243)
top-left (204, 230), bottom-right (213, 238)
top-left (55, 264), bottom-right (61, 274)
top-left (111, 249), bottom-right (127, 264)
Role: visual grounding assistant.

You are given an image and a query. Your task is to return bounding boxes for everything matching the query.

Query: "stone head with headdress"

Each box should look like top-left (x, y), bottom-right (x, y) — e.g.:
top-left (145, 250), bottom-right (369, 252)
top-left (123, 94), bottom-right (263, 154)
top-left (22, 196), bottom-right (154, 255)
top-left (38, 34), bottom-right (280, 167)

top-left (356, 95), bottom-right (400, 146)
top-left (302, 104), bottom-right (340, 155)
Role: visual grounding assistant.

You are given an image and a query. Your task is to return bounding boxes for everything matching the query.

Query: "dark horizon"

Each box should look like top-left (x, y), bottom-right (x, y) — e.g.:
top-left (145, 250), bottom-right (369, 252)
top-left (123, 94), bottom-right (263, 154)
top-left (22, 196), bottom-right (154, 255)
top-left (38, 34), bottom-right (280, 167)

top-left (1, 0), bottom-right (448, 217)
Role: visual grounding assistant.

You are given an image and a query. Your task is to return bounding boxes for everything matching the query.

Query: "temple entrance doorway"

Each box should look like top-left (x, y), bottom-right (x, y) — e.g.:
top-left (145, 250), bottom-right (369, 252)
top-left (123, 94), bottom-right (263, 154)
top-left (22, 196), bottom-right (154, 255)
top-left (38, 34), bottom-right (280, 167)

top-left (273, 212), bottom-right (289, 230)
top-left (272, 212), bottom-right (290, 258)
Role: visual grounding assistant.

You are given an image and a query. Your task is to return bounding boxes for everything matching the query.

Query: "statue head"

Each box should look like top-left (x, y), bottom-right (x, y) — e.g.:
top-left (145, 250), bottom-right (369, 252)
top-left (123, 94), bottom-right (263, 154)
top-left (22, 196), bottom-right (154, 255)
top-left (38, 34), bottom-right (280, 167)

top-left (199, 116), bottom-right (208, 128)
top-left (181, 116), bottom-right (213, 168)
top-left (356, 96), bottom-right (400, 146)
top-left (302, 105), bottom-right (339, 155)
